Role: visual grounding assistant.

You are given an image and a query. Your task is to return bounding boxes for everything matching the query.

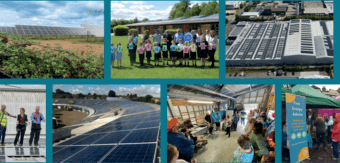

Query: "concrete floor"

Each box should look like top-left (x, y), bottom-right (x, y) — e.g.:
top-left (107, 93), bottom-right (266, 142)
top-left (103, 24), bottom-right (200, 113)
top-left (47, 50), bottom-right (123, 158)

top-left (194, 121), bottom-right (246, 162)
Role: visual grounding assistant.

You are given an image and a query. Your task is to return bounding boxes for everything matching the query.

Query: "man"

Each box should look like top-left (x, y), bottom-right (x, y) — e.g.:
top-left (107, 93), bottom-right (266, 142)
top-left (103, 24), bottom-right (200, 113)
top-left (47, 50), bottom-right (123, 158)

top-left (233, 111), bottom-right (240, 131)
top-left (0, 104), bottom-right (17, 146)
top-left (163, 30), bottom-right (173, 52)
top-left (205, 29), bottom-right (211, 61)
top-left (29, 106), bottom-right (45, 146)
top-left (205, 111), bottom-right (213, 134)
top-left (167, 118), bottom-right (194, 162)
top-left (174, 29), bottom-right (184, 44)
top-left (152, 29), bottom-right (162, 46)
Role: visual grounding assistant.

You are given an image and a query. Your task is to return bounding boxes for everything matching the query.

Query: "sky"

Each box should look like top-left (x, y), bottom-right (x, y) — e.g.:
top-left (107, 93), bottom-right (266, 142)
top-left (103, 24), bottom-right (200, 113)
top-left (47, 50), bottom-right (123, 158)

top-left (310, 85), bottom-right (340, 91)
top-left (53, 85), bottom-right (160, 97)
top-left (111, 1), bottom-right (212, 20)
top-left (0, 1), bottom-right (104, 27)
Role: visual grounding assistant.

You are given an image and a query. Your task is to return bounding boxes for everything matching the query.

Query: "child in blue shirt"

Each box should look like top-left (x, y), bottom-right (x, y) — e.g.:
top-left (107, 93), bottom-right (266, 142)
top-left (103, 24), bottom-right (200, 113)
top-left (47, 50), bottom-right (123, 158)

top-left (127, 38), bottom-right (136, 66)
top-left (170, 40), bottom-right (177, 65)
top-left (111, 43), bottom-right (116, 68)
top-left (153, 42), bottom-right (161, 66)
top-left (116, 42), bottom-right (123, 67)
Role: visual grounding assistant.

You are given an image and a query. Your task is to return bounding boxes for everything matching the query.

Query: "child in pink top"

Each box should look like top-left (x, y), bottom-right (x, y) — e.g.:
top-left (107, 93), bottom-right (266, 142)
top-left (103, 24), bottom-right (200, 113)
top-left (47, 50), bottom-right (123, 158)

top-left (138, 42), bottom-right (145, 66)
top-left (183, 41), bottom-right (190, 67)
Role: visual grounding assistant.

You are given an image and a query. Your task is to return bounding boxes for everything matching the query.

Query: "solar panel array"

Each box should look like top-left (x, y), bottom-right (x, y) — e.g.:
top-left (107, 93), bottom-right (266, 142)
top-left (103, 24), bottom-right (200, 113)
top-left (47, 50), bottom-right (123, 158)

top-left (53, 99), bottom-right (160, 163)
top-left (226, 19), bottom-right (334, 66)
top-left (0, 24), bottom-right (103, 36)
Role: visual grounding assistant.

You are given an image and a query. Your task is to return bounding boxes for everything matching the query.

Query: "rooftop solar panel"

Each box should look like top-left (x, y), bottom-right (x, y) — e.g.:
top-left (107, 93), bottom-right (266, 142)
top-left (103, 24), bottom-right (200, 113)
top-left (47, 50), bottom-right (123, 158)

top-left (136, 120), bottom-right (160, 129)
top-left (101, 144), bottom-right (156, 163)
top-left (57, 134), bottom-right (92, 146)
top-left (73, 133), bottom-right (109, 145)
top-left (122, 102), bottom-right (139, 108)
top-left (93, 131), bottom-right (131, 144)
top-left (121, 128), bottom-right (159, 143)
top-left (63, 145), bottom-right (116, 162)
top-left (53, 146), bottom-right (87, 162)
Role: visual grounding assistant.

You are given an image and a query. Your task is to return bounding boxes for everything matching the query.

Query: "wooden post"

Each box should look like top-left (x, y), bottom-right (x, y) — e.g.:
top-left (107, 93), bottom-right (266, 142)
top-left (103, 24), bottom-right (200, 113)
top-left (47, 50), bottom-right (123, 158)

top-left (193, 105), bottom-right (198, 125)
top-left (178, 106), bottom-right (183, 121)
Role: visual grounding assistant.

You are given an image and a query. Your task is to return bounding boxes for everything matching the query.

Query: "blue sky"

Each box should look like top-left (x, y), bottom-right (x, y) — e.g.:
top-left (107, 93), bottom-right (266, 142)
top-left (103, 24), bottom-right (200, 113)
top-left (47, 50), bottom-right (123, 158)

top-left (111, 1), bottom-right (211, 20)
top-left (53, 85), bottom-right (160, 97)
top-left (0, 1), bottom-right (104, 27)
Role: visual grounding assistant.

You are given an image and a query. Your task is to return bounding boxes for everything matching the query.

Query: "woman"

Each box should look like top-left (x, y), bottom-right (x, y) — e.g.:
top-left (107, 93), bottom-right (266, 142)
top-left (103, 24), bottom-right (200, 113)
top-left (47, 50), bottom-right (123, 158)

top-left (167, 143), bottom-right (197, 163)
top-left (249, 122), bottom-right (269, 162)
top-left (231, 135), bottom-right (254, 163)
top-left (195, 29), bottom-right (203, 59)
top-left (207, 30), bottom-right (218, 68)
top-left (14, 108), bottom-right (30, 146)
top-left (327, 116), bottom-right (334, 143)
top-left (314, 114), bottom-right (326, 150)
top-left (214, 112), bottom-right (221, 132)
top-left (129, 31), bottom-right (139, 62)
top-left (244, 118), bottom-right (256, 136)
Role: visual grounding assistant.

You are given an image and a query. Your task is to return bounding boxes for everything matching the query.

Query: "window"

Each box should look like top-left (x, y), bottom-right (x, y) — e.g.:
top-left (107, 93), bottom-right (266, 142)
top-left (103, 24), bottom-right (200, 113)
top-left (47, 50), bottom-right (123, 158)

top-left (189, 24), bottom-right (201, 32)
top-left (173, 25), bottom-right (182, 31)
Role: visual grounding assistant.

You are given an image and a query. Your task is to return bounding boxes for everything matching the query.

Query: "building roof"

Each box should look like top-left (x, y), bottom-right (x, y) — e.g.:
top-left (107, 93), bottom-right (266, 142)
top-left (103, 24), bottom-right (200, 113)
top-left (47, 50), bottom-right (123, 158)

top-left (241, 12), bottom-right (259, 16)
top-left (226, 19), bottom-right (334, 61)
top-left (302, 1), bottom-right (329, 14)
top-left (226, 1), bottom-right (242, 5)
top-left (0, 85), bottom-right (46, 92)
top-left (125, 14), bottom-right (219, 27)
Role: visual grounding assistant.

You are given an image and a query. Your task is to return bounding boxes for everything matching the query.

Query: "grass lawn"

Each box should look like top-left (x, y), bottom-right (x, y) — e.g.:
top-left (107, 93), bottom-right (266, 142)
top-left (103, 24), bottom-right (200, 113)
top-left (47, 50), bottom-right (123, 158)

top-left (111, 36), bottom-right (219, 78)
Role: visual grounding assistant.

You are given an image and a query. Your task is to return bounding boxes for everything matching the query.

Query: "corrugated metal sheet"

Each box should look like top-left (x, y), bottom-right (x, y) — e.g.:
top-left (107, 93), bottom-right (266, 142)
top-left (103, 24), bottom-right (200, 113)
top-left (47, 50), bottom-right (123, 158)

top-left (0, 91), bottom-right (46, 135)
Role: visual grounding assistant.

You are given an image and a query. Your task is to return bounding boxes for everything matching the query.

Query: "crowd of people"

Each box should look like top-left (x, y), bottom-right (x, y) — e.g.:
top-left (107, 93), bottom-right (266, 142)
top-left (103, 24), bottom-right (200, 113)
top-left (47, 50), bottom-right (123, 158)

top-left (111, 29), bottom-right (218, 68)
top-left (0, 104), bottom-right (45, 147)
top-left (306, 111), bottom-right (340, 160)
top-left (232, 109), bottom-right (275, 163)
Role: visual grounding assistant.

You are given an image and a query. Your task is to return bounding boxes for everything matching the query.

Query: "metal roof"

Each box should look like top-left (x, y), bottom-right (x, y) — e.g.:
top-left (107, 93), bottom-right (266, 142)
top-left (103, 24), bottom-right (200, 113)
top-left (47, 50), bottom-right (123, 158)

top-left (0, 85), bottom-right (46, 92)
top-left (125, 14), bottom-right (219, 27)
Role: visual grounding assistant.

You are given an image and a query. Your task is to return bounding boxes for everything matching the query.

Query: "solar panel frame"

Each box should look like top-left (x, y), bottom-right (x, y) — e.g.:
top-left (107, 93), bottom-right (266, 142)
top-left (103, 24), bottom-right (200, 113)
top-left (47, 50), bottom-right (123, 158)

top-left (63, 145), bottom-right (116, 163)
top-left (121, 128), bottom-right (159, 143)
top-left (53, 146), bottom-right (87, 162)
top-left (100, 144), bottom-right (156, 163)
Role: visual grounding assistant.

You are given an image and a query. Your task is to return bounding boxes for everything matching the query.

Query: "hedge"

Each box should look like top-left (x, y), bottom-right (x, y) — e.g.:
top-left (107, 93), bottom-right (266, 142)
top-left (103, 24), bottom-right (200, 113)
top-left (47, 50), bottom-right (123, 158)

top-left (143, 30), bottom-right (150, 37)
top-left (168, 29), bottom-right (177, 38)
top-left (129, 29), bottom-right (138, 35)
top-left (113, 25), bottom-right (129, 36)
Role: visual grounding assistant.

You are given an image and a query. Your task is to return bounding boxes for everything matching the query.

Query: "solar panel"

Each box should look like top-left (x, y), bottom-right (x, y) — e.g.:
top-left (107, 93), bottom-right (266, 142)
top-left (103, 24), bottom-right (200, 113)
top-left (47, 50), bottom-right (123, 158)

top-left (63, 145), bottom-right (116, 162)
top-left (122, 102), bottom-right (139, 108)
top-left (101, 144), bottom-right (156, 163)
top-left (93, 131), bottom-right (131, 144)
top-left (136, 120), bottom-right (160, 129)
top-left (121, 128), bottom-right (159, 143)
top-left (122, 105), bottom-right (156, 115)
top-left (57, 134), bottom-right (91, 146)
top-left (53, 146), bottom-right (87, 162)
top-left (73, 133), bottom-right (109, 145)
top-left (115, 123), bottom-right (138, 131)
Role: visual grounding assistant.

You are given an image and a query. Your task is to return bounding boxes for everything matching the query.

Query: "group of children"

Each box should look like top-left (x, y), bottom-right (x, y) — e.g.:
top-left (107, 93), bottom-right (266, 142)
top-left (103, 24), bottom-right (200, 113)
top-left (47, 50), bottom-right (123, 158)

top-left (111, 36), bottom-right (214, 67)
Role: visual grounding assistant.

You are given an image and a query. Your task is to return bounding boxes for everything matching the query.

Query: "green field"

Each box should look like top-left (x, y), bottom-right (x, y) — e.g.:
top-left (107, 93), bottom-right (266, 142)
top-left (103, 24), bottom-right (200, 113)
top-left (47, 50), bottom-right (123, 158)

top-left (111, 36), bottom-right (219, 78)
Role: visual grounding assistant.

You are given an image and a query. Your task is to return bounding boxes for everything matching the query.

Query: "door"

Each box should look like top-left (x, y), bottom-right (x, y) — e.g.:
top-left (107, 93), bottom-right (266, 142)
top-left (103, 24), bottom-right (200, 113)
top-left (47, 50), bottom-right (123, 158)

top-left (182, 24), bottom-right (189, 33)
top-left (150, 26), bottom-right (153, 35)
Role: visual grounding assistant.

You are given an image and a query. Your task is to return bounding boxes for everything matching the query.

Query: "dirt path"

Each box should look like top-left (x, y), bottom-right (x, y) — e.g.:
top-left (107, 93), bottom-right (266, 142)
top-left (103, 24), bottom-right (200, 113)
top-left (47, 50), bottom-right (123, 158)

top-left (26, 40), bottom-right (104, 57)
top-left (54, 110), bottom-right (88, 126)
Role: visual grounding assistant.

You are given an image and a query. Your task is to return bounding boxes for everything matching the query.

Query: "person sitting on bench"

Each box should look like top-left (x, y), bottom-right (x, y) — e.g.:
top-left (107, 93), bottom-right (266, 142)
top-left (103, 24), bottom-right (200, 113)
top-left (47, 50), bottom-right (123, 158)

top-left (168, 143), bottom-right (197, 163)
top-left (181, 127), bottom-right (208, 144)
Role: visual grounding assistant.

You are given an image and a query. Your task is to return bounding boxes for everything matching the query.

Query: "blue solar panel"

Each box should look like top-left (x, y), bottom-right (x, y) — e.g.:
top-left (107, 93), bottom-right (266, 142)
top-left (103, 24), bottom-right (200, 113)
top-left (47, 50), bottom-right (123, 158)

top-left (73, 133), bottom-right (109, 145)
top-left (57, 134), bottom-right (91, 146)
top-left (136, 120), bottom-right (160, 129)
top-left (101, 144), bottom-right (156, 163)
top-left (63, 145), bottom-right (115, 162)
top-left (53, 146), bottom-right (66, 154)
top-left (122, 102), bottom-right (139, 108)
top-left (83, 126), bottom-right (112, 134)
top-left (116, 123), bottom-right (138, 131)
top-left (122, 105), bottom-right (156, 116)
top-left (116, 101), bottom-right (128, 105)
top-left (53, 146), bottom-right (86, 162)
top-left (122, 128), bottom-right (159, 143)
top-left (96, 109), bottom-right (111, 114)
top-left (93, 131), bottom-right (130, 144)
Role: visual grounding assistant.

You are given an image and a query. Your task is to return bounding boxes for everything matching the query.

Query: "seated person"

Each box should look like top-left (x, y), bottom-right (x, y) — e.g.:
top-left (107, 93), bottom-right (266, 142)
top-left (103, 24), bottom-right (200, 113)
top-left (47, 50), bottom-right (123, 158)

top-left (231, 134), bottom-right (254, 163)
top-left (249, 122), bottom-right (269, 162)
top-left (167, 143), bottom-right (197, 163)
top-left (168, 118), bottom-right (195, 162)
top-left (260, 114), bottom-right (270, 133)
top-left (181, 127), bottom-right (208, 144)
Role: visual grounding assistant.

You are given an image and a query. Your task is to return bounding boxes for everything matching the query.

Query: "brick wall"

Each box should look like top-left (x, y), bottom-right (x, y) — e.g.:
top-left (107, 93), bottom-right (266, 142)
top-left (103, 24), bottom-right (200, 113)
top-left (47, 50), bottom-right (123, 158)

top-left (201, 24), bottom-right (211, 35)
top-left (166, 25), bottom-right (174, 30)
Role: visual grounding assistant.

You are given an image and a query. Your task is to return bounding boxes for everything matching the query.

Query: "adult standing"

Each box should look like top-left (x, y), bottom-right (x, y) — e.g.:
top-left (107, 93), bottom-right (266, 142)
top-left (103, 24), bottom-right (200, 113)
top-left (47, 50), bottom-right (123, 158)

top-left (0, 104), bottom-right (17, 146)
top-left (331, 114), bottom-right (340, 160)
top-left (207, 30), bottom-right (218, 68)
top-left (314, 114), bottom-right (326, 150)
top-left (233, 111), bottom-right (240, 131)
top-left (327, 116), bottom-right (334, 143)
top-left (163, 30), bottom-right (173, 55)
top-left (29, 106), bottom-right (45, 146)
top-left (14, 108), bottom-right (30, 147)
top-left (141, 31), bottom-right (149, 47)
top-left (174, 29), bottom-right (184, 45)
top-left (205, 29), bottom-right (211, 61)
top-left (205, 111), bottom-right (213, 134)
top-left (129, 31), bottom-right (139, 62)
top-left (196, 29), bottom-right (203, 59)
top-left (244, 118), bottom-right (256, 136)
top-left (152, 29), bottom-right (162, 46)
top-left (214, 112), bottom-right (221, 132)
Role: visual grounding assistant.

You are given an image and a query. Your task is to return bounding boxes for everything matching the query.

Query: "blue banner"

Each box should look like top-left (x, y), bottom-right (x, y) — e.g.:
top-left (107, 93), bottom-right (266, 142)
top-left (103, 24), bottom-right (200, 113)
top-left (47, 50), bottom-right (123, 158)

top-left (286, 93), bottom-right (309, 163)
top-left (184, 32), bottom-right (193, 43)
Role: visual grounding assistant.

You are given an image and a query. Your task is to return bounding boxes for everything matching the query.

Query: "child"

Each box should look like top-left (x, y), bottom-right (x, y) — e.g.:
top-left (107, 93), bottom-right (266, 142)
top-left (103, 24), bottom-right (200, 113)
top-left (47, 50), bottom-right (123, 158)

top-left (145, 39), bottom-right (152, 65)
top-left (225, 115), bottom-right (232, 138)
top-left (176, 39), bottom-right (184, 66)
top-left (110, 43), bottom-right (116, 67)
top-left (138, 42), bottom-right (145, 66)
top-left (190, 40), bottom-right (197, 66)
top-left (153, 42), bottom-right (161, 66)
top-left (127, 38), bottom-right (136, 66)
top-left (170, 40), bottom-right (177, 65)
top-left (199, 36), bottom-right (208, 67)
top-left (180, 127), bottom-right (208, 144)
top-left (116, 42), bottom-right (123, 67)
top-left (183, 41), bottom-right (190, 67)
top-left (162, 38), bottom-right (169, 65)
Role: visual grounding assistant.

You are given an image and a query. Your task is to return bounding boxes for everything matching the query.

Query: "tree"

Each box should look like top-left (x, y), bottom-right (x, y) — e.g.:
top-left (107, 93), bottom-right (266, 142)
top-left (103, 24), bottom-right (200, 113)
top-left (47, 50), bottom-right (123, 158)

top-left (142, 18), bottom-right (149, 22)
top-left (191, 3), bottom-right (201, 16)
top-left (93, 93), bottom-right (98, 99)
top-left (144, 95), bottom-right (153, 103)
top-left (108, 90), bottom-right (116, 97)
top-left (133, 17), bottom-right (138, 23)
top-left (68, 95), bottom-right (72, 99)
top-left (88, 93), bottom-right (91, 96)
top-left (86, 9), bottom-right (104, 15)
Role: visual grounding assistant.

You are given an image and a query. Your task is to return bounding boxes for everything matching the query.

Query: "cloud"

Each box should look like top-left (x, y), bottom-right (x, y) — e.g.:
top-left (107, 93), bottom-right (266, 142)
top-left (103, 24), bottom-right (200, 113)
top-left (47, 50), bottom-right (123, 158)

top-left (115, 85), bottom-right (160, 97)
top-left (111, 1), bottom-right (172, 20)
top-left (53, 85), bottom-right (66, 89)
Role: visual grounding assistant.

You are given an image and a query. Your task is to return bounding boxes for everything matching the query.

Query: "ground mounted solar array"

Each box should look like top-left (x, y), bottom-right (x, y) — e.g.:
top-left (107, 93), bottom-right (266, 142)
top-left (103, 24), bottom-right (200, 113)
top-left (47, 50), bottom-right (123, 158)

top-left (53, 99), bottom-right (160, 163)
top-left (0, 24), bottom-right (103, 37)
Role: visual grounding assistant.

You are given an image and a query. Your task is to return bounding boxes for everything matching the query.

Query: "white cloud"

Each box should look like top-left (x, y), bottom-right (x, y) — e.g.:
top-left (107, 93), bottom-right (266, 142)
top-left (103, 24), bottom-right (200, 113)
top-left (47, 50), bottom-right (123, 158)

top-left (53, 85), bottom-right (66, 89)
top-left (121, 1), bottom-right (144, 5)
top-left (115, 85), bottom-right (160, 97)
